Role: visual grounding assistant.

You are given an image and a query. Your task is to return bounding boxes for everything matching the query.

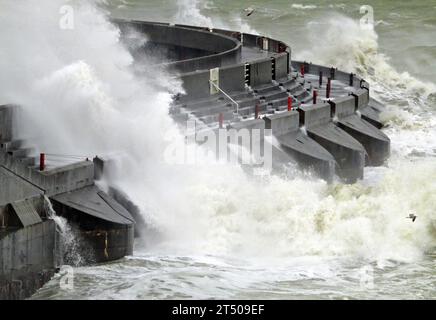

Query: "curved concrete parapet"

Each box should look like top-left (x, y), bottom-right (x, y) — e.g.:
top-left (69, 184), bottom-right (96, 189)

top-left (298, 104), bottom-right (367, 183)
top-left (115, 20), bottom-right (242, 73)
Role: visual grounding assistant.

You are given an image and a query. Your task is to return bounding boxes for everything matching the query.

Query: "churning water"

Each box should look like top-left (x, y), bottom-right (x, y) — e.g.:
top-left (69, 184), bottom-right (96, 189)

top-left (0, 0), bottom-right (435, 299)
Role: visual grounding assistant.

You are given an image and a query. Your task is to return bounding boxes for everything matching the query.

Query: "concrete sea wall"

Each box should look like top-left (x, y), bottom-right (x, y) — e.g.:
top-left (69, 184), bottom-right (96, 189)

top-left (0, 220), bottom-right (57, 300)
top-left (0, 104), bottom-right (136, 299)
top-left (0, 20), bottom-right (391, 299)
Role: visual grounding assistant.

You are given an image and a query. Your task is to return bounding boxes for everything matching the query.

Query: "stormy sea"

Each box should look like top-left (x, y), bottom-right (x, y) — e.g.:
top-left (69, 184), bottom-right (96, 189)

top-left (1, 0), bottom-right (434, 299)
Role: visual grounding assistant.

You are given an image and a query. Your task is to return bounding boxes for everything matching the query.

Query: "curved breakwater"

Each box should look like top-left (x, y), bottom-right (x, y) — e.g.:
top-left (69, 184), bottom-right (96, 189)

top-left (0, 0), bottom-right (434, 299)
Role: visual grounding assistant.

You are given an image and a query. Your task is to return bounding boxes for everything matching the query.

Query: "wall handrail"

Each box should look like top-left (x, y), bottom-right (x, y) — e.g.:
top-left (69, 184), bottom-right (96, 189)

top-left (208, 80), bottom-right (240, 115)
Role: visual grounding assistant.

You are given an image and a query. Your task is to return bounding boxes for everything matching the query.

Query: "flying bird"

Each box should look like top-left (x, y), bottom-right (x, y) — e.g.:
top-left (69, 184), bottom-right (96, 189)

top-left (244, 7), bottom-right (256, 17)
top-left (406, 213), bottom-right (417, 222)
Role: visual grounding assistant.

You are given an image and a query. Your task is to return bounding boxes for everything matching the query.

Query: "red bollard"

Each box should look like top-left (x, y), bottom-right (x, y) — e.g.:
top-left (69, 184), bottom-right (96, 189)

top-left (313, 90), bottom-right (317, 104)
top-left (300, 64), bottom-right (305, 77)
top-left (326, 77), bottom-right (331, 99)
top-left (287, 96), bottom-right (292, 111)
top-left (39, 153), bottom-right (45, 171)
top-left (255, 103), bottom-right (260, 119)
top-left (219, 113), bottom-right (224, 128)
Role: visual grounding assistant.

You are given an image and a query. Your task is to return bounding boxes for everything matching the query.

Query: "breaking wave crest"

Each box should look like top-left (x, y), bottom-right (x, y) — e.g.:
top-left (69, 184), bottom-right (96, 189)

top-left (291, 4), bottom-right (317, 10)
top-left (0, 1), bottom-right (434, 268)
top-left (175, 0), bottom-right (258, 34)
top-left (297, 14), bottom-right (436, 103)
top-left (295, 13), bottom-right (436, 159)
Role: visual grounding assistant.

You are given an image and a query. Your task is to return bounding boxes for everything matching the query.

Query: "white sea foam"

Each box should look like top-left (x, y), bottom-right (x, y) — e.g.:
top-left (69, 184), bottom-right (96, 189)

top-left (175, 0), bottom-right (214, 27)
top-left (175, 0), bottom-right (258, 34)
top-left (0, 1), bottom-right (434, 270)
top-left (295, 14), bottom-right (436, 98)
top-left (295, 14), bottom-right (436, 157)
top-left (292, 4), bottom-right (317, 10)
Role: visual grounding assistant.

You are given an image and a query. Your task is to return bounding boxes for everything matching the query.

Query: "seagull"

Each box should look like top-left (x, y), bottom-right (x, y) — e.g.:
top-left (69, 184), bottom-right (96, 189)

top-left (406, 213), bottom-right (417, 222)
top-left (244, 7), bottom-right (256, 17)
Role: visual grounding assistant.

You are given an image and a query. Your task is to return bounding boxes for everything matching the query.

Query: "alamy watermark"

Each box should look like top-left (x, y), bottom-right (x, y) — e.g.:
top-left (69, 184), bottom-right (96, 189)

top-left (59, 5), bottom-right (74, 30)
top-left (358, 265), bottom-right (374, 290)
top-left (58, 265), bottom-right (74, 291)
top-left (359, 5), bottom-right (374, 30)
top-left (163, 120), bottom-right (273, 175)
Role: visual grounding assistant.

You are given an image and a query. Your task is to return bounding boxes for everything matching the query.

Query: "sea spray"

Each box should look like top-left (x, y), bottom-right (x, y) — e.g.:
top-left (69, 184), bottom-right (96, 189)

top-left (19, 0), bottom-right (436, 300)
top-left (175, 0), bottom-right (258, 34)
top-left (295, 14), bottom-right (436, 104)
top-left (293, 13), bottom-right (436, 159)
top-left (175, 0), bottom-right (213, 27)
top-left (0, 0), bottom-right (434, 267)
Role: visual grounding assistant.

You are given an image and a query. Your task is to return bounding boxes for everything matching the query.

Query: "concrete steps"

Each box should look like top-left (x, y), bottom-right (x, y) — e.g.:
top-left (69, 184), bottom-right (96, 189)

top-left (252, 84), bottom-right (279, 95)
top-left (192, 103), bottom-right (234, 117)
top-left (259, 90), bottom-right (288, 101)
top-left (200, 111), bottom-right (237, 124)
top-left (172, 67), bottom-right (389, 183)
top-left (283, 82), bottom-right (301, 94)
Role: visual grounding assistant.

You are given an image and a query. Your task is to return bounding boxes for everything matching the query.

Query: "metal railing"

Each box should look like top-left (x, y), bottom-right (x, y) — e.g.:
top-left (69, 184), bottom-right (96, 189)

top-left (209, 80), bottom-right (240, 115)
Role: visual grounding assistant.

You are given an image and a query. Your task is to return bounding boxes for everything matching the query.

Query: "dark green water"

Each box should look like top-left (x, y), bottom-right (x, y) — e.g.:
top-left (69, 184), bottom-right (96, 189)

top-left (24, 0), bottom-right (436, 299)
